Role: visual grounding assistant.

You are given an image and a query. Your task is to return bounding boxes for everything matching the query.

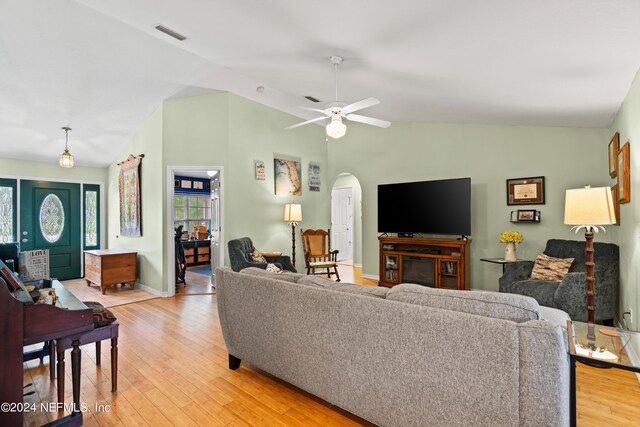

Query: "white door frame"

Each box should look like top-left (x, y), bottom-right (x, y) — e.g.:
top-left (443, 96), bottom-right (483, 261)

top-left (165, 165), bottom-right (225, 297)
top-left (331, 186), bottom-right (354, 262)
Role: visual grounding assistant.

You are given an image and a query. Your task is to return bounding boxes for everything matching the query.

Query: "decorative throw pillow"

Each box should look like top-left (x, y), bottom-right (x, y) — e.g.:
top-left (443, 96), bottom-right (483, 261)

top-left (265, 263), bottom-right (283, 274)
top-left (83, 301), bottom-right (117, 327)
top-left (250, 249), bottom-right (267, 263)
top-left (530, 253), bottom-right (574, 281)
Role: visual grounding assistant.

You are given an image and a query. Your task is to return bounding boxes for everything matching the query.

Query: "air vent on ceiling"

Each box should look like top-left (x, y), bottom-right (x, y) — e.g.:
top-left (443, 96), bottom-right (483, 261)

top-left (154, 24), bottom-right (187, 41)
top-left (304, 96), bottom-right (321, 103)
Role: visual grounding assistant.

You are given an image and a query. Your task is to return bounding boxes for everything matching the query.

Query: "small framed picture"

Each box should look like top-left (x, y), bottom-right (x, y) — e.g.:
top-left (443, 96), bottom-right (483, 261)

top-left (205, 181), bottom-right (211, 190)
top-left (181, 180), bottom-right (192, 189)
top-left (611, 184), bottom-right (620, 225)
top-left (193, 181), bottom-right (203, 190)
top-left (506, 176), bottom-right (545, 205)
top-left (254, 160), bottom-right (266, 180)
top-left (174, 179), bottom-right (180, 188)
top-left (517, 209), bottom-right (537, 221)
top-left (608, 132), bottom-right (619, 178)
top-left (618, 142), bottom-right (631, 204)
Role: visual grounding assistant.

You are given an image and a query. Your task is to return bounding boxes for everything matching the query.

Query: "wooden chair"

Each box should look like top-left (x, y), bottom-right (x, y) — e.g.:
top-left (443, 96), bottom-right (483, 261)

top-left (300, 229), bottom-right (340, 281)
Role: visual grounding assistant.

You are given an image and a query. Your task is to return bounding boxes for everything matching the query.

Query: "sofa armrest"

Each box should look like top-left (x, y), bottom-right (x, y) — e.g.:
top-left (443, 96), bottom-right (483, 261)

top-left (499, 261), bottom-right (534, 292)
top-left (264, 255), bottom-right (297, 273)
top-left (554, 268), bottom-right (618, 322)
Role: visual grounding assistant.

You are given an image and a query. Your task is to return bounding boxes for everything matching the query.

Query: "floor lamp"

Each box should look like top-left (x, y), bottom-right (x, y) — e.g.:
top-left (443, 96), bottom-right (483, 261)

top-left (284, 203), bottom-right (302, 266)
top-left (564, 186), bottom-right (616, 347)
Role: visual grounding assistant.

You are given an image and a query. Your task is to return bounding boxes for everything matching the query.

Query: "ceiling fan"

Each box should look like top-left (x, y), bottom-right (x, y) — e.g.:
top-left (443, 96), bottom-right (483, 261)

top-left (286, 56), bottom-right (390, 139)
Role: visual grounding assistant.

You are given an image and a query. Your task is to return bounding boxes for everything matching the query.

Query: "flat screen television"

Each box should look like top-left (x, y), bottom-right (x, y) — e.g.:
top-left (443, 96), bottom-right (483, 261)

top-left (377, 177), bottom-right (471, 236)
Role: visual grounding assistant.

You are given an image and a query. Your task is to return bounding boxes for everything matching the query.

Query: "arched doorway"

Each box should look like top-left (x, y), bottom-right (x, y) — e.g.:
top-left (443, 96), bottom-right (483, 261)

top-left (331, 173), bottom-right (362, 266)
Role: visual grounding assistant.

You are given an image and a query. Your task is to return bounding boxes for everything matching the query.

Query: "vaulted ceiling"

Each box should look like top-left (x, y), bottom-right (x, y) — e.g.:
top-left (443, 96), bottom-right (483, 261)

top-left (2, 0), bottom-right (640, 167)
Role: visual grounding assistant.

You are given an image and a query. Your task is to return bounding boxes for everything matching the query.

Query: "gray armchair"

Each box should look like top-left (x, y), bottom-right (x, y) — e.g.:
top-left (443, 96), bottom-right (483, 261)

top-left (227, 237), bottom-right (296, 273)
top-left (499, 239), bottom-right (619, 322)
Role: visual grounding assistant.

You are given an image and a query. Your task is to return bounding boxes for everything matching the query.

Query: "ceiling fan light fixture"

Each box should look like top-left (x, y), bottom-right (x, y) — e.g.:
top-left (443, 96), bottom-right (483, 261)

top-left (326, 114), bottom-right (346, 139)
top-left (59, 127), bottom-right (75, 168)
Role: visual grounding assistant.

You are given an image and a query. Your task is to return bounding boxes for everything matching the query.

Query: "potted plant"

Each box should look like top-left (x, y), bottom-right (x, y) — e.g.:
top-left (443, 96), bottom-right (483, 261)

top-left (499, 231), bottom-right (524, 261)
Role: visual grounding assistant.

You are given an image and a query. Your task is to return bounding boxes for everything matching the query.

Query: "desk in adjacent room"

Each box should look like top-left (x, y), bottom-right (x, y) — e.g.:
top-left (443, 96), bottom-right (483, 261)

top-left (84, 249), bottom-right (137, 295)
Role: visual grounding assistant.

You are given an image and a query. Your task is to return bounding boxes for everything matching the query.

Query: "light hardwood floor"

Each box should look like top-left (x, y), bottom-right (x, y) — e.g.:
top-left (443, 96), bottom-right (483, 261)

top-left (23, 267), bottom-right (640, 426)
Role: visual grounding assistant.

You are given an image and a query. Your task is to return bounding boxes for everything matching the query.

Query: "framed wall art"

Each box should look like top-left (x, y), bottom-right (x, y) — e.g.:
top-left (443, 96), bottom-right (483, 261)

top-left (308, 162), bottom-right (320, 192)
top-left (517, 209), bottom-right (537, 221)
top-left (608, 132), bottom-right (619, 178)
top-left (274, 156), bottom-right (302, 196)
top-left (611, 184), bottom-right (620, 225)
top-left (618, 142), bottom-right (630, 204)
top-left (506, 176), bottom-right (545, 205)
top-left (118, 154), bottom-right (144, 237)
top-left (254, 160), bottom-right (266, 180)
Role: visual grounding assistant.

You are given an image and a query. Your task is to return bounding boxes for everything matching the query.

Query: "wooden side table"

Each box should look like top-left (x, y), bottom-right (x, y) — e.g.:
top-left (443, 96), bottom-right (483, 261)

top-left (84, 249), bottom-right (137, 295)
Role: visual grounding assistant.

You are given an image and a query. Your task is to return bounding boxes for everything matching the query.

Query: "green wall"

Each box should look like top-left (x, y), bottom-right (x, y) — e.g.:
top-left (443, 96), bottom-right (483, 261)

top-left (327, 122), bottom-right (611, 291)
top-left (332, 173), bottom-right (363, 266)
top-left (0, 158), bottom-right (106, 183)
top-left (106, 104), bottom-right (165, 293)
top-left (611, 69), bottom-right (640, 333)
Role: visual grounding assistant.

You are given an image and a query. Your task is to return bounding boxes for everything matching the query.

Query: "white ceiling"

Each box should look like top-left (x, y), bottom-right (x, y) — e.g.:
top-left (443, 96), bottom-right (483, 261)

top-left (2, 0), bottom-right (640, 167)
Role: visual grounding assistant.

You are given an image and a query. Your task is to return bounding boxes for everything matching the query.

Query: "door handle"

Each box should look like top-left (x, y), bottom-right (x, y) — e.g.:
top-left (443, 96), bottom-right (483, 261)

top-left (22, 238), bottom-right (29, 243)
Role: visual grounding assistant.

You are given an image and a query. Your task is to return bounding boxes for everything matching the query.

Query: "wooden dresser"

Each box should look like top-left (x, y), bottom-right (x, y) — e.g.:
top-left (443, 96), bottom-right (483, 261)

top-left (84, 249), bottom-right (137, 295)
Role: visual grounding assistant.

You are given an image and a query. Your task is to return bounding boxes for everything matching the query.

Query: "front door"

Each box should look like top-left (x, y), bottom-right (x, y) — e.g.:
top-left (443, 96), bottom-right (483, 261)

top-left (20, 181), bottom-right (81, 280)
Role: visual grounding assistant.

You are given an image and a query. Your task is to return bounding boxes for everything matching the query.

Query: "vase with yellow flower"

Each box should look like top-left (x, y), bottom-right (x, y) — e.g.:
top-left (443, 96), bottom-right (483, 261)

top-left (499, 231), bottom-right (524, 261)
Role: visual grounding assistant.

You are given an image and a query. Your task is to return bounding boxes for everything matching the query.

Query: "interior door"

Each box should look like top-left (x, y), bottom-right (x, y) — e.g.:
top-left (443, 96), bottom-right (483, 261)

top-left (331, 187), bottom-right (354, 262)
top-left (20, 180), bottom-right (81, 280)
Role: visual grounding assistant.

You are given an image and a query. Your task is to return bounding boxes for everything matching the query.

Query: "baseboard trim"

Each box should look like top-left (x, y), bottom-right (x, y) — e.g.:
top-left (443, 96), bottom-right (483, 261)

top-left (361, 273), bottom-right (379, 281)
top-left (135, 281), bottom-right (170, 298)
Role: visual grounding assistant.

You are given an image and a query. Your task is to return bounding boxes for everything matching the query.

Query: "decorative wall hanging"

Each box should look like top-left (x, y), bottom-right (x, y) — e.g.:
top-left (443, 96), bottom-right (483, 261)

top-left (118, 154), bottom-right (144, 237)
top-left (611, 184), bottom-right (620, 225)
top-left (254, 160), bottom-right (266, 180)
top-left (608, 132), bottom-right (619, 178)
top-left (308, 162), bottom-right (321, 192)
top-left (506, 176), bottom-right (545, 205)
top-left (274, 156), bottom-right (301, 196)
top-left (618, 142), bottom-right (630, 204)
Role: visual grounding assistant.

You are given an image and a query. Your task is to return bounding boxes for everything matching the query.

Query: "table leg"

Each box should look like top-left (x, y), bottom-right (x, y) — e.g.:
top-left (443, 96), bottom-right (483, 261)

top-left (70, 339), bottom-right (81, 414)
top-left (49, 340), bottom-right (56, 380)
top-left (56, 341), bottom-right (65, 405)
top-left (111, 337), bottom-right (118, 392)
top-left (95, 341), bottom-right (101, 365)
top-left (570, 355), bottom-right (576, 427)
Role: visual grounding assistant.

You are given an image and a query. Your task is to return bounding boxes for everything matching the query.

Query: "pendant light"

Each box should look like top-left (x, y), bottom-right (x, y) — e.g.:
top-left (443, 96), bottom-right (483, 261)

top-left (59, 126), bottom-right (74, 168)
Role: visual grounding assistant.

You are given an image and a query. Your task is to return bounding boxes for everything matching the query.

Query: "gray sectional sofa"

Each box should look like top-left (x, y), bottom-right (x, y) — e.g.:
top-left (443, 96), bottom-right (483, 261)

top-left (216, 266), bottom-right (570, 427)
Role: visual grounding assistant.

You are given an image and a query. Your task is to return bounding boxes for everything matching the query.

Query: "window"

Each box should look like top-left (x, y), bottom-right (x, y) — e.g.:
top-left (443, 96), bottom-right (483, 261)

top-left (0, 181), bottom-right (16, 243)
top-left (175, 195), bottom-right (211, 235)
top-left (83, 184), bottom-right (100, 249)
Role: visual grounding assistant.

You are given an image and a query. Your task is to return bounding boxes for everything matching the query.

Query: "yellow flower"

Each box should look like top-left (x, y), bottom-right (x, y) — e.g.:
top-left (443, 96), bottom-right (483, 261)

top-left (499, 230), bottom-right (524, 244)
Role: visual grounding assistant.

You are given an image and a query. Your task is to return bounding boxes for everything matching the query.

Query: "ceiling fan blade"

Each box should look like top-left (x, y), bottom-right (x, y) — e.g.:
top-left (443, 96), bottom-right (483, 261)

top-left (341, 97), bottom-right (380, 115)
top-left (345, 114), bottom-right (391, 128)
top-left (285, 116), bottom-right (328, 130)
top-left (301, 106), bottom-right (330, 115)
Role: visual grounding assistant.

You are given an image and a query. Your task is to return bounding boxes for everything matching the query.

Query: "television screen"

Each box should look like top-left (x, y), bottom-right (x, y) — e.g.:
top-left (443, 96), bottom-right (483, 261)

top-left (377, 178), bottom-right (471, 235)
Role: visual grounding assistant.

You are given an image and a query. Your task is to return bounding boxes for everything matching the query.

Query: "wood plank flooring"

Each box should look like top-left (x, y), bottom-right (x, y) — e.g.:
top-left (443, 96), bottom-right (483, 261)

top-left (22, 266), bottom-right (640, 426)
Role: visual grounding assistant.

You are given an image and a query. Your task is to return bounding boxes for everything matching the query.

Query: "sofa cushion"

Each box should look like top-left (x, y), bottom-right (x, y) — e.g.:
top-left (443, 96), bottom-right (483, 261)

top-left (250, 249), bottom-right (267, 263)
top-left (501, 279), bottom-right (558, 308)
top-left (239, 267), bottom-right (305, 283)
top-left (387, 284), bottom-right (540, 322)
top-left (83, 301), bottom-right (117, 327)
top-left (297, 275), bottom-right (389, 298)
top-left (530, 253), bottom-right (574, 281)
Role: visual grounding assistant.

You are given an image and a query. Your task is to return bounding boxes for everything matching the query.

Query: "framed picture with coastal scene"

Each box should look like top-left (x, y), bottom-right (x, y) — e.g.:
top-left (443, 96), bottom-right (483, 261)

top-left (608, 132), bottom-right (619, 178)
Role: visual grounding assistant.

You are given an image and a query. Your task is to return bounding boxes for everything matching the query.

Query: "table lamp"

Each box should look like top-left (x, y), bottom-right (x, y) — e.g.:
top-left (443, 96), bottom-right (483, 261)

top-left (564, 185), bottom-right (616, 324)
top-left (284, 203), bottom-right (302, 265)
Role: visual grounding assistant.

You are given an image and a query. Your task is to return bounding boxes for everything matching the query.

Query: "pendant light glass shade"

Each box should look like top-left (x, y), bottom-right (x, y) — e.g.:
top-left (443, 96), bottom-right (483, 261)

top-left (59, 127), bottom-right (74, 168)
top-left (326, 113), bottom-right (347, 139)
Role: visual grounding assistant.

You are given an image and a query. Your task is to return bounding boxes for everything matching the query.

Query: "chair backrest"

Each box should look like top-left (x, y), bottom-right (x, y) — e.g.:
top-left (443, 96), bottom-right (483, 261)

top-left (300, 229), bottom-right (332, 266)
top-left (543, 239), bottom-right (619, 272)
top-left (227, 237), bottom-right (256, 271)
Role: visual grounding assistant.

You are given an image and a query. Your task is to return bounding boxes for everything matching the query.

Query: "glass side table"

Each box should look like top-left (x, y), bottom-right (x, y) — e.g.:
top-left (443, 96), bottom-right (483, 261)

top-left (479, 257), bottom-right (528, 274)
top-left (567, 320), bottom-right (640, 427)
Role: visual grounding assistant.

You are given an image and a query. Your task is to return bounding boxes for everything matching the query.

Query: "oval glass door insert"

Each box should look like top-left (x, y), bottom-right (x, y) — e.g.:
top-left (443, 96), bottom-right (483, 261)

top-left (40, 194), bottom-right (65, 243)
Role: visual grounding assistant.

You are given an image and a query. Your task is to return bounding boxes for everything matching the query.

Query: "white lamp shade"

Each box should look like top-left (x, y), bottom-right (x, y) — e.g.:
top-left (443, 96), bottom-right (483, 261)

top-left (284, 203), bottom-right (302, 222)
top-left (326, 115), bottom-right (347, 139)
top-left (564, 186), bottom-right (616, 226)
top-left (59, 150), bottom-right (74, 168)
